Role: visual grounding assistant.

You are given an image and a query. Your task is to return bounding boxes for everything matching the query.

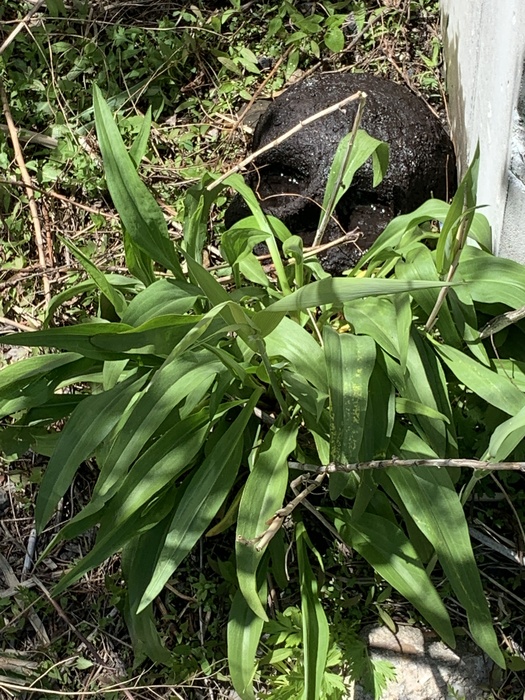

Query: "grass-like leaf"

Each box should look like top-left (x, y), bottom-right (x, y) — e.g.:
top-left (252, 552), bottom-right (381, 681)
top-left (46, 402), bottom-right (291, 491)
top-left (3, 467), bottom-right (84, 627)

top-left (138, 389), bottom-right (262, 611)
top-left (336, 509), bottom-right (455, 646)
top-left (434, 342), bottom-right (525, 415)
top-left (93, 85), bottom-right (184, 277)
top-left (324, 328), bottom-right (376, 497)
top-left (236, 421), bottom-right (298, 619)
top-left (35, 370), bottom-right (150, 530)
top-left (228, 586), bottom-right (266, 700)
top-left (296, 521), bottom-right (329, 700)
top-left (386, 466), bottom-right (506, 667)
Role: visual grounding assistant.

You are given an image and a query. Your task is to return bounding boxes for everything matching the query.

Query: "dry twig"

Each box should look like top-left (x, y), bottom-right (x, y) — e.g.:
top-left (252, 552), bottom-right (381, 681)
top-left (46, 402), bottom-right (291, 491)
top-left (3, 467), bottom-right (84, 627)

top-left (207, 91), bottom-right (363, 191)
top-left (0, 0), bottom-right (46, 55)
top-left (0, 81), bottom-right (51, 306)
top-left (289, 457), bottom-right (525, 473)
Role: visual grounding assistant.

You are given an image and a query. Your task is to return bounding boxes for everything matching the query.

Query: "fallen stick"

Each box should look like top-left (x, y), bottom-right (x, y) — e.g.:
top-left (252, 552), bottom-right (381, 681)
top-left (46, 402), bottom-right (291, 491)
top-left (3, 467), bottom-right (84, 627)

top-left (207, 90), bottom-right (364, 191)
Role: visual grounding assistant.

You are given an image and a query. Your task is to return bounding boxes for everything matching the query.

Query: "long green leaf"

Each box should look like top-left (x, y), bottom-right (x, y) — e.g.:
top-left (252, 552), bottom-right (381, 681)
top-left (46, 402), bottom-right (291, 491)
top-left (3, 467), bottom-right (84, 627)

top-left (344, 297), bottom-right (399, 359)
top-left (228, 586), bottom-right (266, 700)
top-left (255, 278), bottom-right (450, 336)
top-left (6, 323), bottom-right (137, 360)
top-left (236, 421), bottom-right (298, 619)
top-left (93, 85), bottom-right (183, 277)
top-left (0, 357), bottom-right (98, 419)
top-left (485, 403), bottom-right (525, 461)
top-left (58, 233), bottom-right (127, 317)
top-left (0, 352), bottom-right (82, 393)
top-left (458, 246), bottom-right (525, 308)
top-left (47, 352), bottom-right (222, 542)
top-left (51, 412), bottom-right (210, 595)
top-left (138, 389), bottom-right (262, 611)
top-left (35, 370), bottom-right (150, 530)
top-left (404, 330), bottom-right (456, 456)
top-left (264, 316), bottom-right (327, 391)
top-left (321, 129), bottom-right (389, 216)
top-left (355, 199), bottom-right (451, 269)
top-left (121, 278), bottom-right (201, 326)
top-left (128, 106), bottom-right (152, 167)
top-left (43, 275), bottom-right (141, 329)
top-left (386, 466), bottom-right (505, 667)
top-left (183, 177), bottom-right (222, 264)
top-left (434, 342), bottom-right (525, 415)
top-left (296, 521), bottom-right (329, 700)
top-left (324, 329), bottom-right (376, 498)
top-left (336, 509), bottom-right (455, 646)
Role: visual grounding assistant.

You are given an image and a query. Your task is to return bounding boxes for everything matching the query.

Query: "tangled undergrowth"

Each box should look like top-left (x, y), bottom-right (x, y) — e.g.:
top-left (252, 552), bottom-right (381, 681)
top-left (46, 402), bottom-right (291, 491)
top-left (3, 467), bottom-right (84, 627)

top-left (0, 2), bottom-right (524, 699)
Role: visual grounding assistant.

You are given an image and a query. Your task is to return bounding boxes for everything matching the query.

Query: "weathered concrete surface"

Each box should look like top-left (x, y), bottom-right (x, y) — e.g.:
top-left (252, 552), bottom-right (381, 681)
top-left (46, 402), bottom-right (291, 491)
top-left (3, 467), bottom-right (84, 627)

top-left (354, 626), bottom-right (493, 700)
top-left (441, 0), bottom-right (525, 262)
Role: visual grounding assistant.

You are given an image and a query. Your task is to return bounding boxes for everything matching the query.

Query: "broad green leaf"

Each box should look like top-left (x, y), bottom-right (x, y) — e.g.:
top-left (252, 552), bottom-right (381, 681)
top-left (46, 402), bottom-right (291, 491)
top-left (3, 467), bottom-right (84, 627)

top-left (344, 297), bottom-right (399, 359)
top-left (123, 229), bottom-right (155, 287)
top-left (128, 106), bottom-right (152, 167)
top-left (283, 370), bottom-right (329, 426)
top-left (386, 466), bottom-right (505, 667)
top-left (255, 277), bottom-right (450, 337)
top-left (0, 352), bottom-right (82, 395)
top-left (52, 352), bottom-right (223, 541)
top-left (183, 177), bottom-right (222, 264)
top-left (458, 246), bottom-right (525, 308)
top-left (264, 316), bottom-right (327, 391)
top-left (484, 403), bottom-right (525, 461)
top-left (58, 233), bottom-right (127, 317)
top-left (228, 585), bottom-right (266, 700)
top-left (236, 421), bottom-right (298, 619)
top-left (356, 199), bottom-right (451, 270)
top-left (336, 510), bottom-right (455, 647)
top-left (396, 246), bottom-right (462, 348)
top-left (434, 342), bottom-right (525, 415)
top-left (222, 176), bottom-right (291, 293)
top-left (6, 322), bottom-right (135, 360)
top-left (91, 314), bottom-right (205, 355)
top-left (184, 252), bottom-right (231, 306)
top-left (394, 292), bottom-right (411, 375)
top-left (43, 275), bottom-right (141, 328)
top-left (0, 356), bottom-right (96, 419)
top-left (221, 227), bottom-right (268, 267)
top-left (395, 398), bottom-right (450, 423)
top-left (324, 329), bottom-right (375, 498)
top-left (121, 278), bottom-right (201, 326)
top-left (35, 370), bottom-right (150, 530)
top-left (322, 130), bottom-right (389, 222)
top-left (360, 358), bottom-right (395, 461)
top-left (93, 352), bottom-right (222, 500)
top-left (324, 26), bottom-right (344, 52)
top-left (51, 412), bottom-right (210, 595)
top-left (390, 424), bottom-right (439, 459)
top-left (93, 85), bottom-right (183, 277)
top-left (138, 389), bottom-right (262, 611)
top-left (404, 330), bottom-right (456, 456)
top-left (296, 521), bottom-right (329, 700)
top-left (122, 602), bottom-right (171, 665)
top-left (239, 252), bottom-right (273, 287)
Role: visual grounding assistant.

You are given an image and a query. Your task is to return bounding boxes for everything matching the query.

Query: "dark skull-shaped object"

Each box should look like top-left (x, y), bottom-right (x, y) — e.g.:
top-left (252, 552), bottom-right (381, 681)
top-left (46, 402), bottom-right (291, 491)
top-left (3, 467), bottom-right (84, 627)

top-left (225, 73), bottom-right (456, 274)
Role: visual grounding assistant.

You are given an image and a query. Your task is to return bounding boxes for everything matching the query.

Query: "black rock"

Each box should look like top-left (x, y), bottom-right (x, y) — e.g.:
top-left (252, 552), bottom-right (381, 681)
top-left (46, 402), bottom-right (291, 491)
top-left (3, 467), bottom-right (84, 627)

top-left (225, 72), bottom-right (456, 274)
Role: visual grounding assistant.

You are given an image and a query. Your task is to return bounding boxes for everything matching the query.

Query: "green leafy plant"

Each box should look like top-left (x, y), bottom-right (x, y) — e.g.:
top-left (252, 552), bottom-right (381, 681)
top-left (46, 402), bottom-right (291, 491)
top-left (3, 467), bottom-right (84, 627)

top-left (2, 85), bottom-right (522, 699)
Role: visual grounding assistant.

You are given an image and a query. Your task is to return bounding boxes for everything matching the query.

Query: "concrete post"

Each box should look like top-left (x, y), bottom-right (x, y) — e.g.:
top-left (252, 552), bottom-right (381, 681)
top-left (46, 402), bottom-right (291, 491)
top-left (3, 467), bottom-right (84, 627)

top-left (440, 0), bottom-right (525, 262)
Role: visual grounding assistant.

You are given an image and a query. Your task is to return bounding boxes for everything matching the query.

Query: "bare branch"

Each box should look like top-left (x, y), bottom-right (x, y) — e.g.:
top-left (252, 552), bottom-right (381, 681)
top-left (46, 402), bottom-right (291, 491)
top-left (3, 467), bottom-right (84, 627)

top-left (207, 91), bottom-right (363, 191)
top-left (289, 458), bottom-right (525, 473)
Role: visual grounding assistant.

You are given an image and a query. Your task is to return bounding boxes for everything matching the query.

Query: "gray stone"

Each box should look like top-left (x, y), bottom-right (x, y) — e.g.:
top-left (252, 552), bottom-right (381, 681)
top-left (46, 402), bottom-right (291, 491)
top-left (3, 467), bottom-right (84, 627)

top-left (354, 626), bottom-right (493, 700)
